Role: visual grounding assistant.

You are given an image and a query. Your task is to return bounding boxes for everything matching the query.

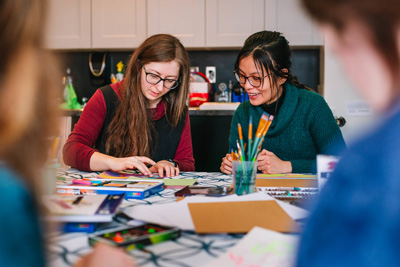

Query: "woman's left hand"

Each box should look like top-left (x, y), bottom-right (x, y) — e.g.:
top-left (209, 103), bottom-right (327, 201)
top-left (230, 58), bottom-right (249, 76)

top-left (149, 160), bottom-right (180, 177)
top-left (257, 149), bottom-right (292, 174)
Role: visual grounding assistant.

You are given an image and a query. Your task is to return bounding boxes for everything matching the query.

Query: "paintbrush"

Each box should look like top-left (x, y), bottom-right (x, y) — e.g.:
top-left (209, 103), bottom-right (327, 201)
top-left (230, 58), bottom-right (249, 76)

top-left (237, 123), bottom-right (246, 161)
top-left (253, 115), bottom-right (274, 159)
top-left (247, 116), bottom-right (252, 160)
top-left (250, 112), bottom-right (270, 160)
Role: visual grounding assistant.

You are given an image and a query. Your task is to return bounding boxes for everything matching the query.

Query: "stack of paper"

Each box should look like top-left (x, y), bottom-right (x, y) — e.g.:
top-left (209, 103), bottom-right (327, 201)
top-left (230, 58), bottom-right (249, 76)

top-left (42, 194), bottom-right (124, 223)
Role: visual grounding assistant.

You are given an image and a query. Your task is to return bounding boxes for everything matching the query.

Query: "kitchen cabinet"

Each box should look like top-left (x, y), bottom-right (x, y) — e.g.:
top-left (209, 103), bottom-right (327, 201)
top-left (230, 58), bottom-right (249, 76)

top-left (147, 0), bottom-right (205, 47)
top-left (265, 0), bottom-right (323, 46)
top-left (92, 0), bottom-right (146, 48)
top-left (46, 0), bottom-right (321, 50)
top-left (45, 0), bottom-right (91, 49)
top-left (45, 0), bottom-right (146, 49)
top-left (205, 0), bottom-right (264, 47)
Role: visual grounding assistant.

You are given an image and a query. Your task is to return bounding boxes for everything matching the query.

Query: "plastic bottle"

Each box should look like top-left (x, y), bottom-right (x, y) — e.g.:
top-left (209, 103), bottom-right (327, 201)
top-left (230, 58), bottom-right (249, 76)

top-left (116, 61), bottom-right (124, 82)
top-left (228, 80), bottom-right (233, 102)
top-left (63, 68), bottom-right (72, 102)
top-left (61, 68), bottom-right (81, 110)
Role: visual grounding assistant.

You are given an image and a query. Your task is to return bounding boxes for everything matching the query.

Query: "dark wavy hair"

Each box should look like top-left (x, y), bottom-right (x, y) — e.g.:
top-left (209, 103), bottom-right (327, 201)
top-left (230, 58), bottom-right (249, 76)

top-left (234, 31), bottom-right (312, 105)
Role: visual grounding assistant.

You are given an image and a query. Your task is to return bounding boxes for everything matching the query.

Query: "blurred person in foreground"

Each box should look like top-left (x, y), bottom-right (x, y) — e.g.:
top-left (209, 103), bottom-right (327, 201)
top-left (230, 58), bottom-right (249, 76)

top-left (297, 0), bottom-right (400, 266)
top-left (0, 0), bottom-right (135, 266)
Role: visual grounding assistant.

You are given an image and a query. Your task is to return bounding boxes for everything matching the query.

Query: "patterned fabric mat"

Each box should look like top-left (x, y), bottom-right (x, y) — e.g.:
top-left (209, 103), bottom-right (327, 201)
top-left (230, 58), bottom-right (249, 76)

top-left (48, 168), bottom-right (240, 267)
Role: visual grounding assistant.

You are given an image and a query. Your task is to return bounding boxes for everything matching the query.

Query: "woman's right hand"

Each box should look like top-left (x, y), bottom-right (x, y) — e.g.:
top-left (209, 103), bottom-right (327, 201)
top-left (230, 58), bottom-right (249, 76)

top-left (107, 156), bottom-right (156, 176)
top-left (220, 153), bottom-right (233, 174)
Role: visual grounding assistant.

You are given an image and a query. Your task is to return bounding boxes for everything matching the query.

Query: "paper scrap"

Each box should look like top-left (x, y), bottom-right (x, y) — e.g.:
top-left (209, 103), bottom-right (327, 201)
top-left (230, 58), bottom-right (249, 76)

top-left (204, 226), bottom-right (299, 267)
top-left (163, 178), bottom-right (197, 186)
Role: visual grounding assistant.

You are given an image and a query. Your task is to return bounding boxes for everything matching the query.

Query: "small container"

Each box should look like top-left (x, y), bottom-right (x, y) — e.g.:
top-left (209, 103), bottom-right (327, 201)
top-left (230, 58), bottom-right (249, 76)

top-left (232, 160), bottom-right (258, 195)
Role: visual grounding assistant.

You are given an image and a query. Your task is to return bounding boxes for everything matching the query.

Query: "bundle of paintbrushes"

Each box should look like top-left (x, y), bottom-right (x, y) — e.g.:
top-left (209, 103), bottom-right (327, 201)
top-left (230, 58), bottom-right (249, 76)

top-left (231, 113), bottom-right (274, 195)
top-left (232, 112), bottom-right (274, 162)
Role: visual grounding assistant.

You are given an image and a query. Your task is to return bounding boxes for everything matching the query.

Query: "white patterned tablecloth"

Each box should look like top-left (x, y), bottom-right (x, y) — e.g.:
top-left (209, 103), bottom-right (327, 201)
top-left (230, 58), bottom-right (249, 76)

top-left (48, 169), bottom-right (241, 267)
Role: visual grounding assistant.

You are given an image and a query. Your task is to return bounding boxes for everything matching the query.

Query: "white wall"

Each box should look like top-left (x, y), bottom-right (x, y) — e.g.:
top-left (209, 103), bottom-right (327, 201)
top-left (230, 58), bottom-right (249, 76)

top-left (323, 42), bottom-right (376, 145)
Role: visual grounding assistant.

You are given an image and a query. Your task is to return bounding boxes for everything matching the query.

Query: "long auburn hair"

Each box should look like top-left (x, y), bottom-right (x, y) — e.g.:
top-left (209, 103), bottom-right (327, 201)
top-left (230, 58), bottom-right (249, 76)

top-left (0, 0), bottom-right (60, 194)
top-left (235, 31), bottom-right (312, 105)
top-left (105, 34), bottom-right (190, 157)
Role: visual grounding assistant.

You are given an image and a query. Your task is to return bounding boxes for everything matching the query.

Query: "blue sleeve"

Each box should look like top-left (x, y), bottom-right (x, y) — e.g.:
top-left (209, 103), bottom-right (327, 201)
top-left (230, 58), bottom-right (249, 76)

top-left (297, 148), bottom-right (400, 266)
top-left (0, 169), bottom-right (46, 267)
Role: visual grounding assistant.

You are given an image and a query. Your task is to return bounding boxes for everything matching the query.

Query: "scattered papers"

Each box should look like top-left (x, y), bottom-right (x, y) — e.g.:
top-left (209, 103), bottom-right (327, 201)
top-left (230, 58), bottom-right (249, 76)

top-left (123, 192), bottom-right (308, 233)
top-left (204, 226), bottom-right (299, 267)
top-left (42, 194), bottom-right (124, 222)
top-left (97, 170), bottom-right (197, 187)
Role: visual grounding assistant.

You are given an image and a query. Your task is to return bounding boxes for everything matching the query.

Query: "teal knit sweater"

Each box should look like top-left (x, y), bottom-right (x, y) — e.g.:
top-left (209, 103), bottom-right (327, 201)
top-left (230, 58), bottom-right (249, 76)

top-left (229, 83), bottom-right (346, 173)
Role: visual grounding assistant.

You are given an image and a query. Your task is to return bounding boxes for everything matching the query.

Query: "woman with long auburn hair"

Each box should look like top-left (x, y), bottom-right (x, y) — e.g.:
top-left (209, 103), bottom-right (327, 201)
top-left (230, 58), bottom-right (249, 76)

top-left (63, 34), bottom-right (194, 177)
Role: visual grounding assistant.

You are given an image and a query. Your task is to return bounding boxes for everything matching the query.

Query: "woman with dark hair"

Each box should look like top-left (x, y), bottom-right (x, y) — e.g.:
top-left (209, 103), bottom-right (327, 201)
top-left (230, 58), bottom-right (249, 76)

top-left (64, 34), bottom-right (195, 177)
top-left (297, 0), bottom-right (400, 265)
top-left (220, 30), bottom-right (345, 174)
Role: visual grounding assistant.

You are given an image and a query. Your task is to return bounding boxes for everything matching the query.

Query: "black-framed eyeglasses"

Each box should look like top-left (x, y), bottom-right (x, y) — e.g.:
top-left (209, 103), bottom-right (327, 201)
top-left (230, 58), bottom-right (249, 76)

top-left (143, 66), bottom-right (180, 90)
top-left (234, 71), bottom-right (272, 87)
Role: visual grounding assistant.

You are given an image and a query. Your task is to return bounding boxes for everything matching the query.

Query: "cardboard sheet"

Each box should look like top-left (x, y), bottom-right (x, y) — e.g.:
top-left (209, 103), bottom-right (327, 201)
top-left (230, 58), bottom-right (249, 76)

top-left (188, 200), bottom-right (299, 233)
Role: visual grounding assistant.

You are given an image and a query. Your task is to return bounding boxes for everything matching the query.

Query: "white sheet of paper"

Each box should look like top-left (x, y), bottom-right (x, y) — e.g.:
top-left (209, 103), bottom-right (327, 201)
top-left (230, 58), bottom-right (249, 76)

top-left (203, 226), bottom-right (299, 267)
top-left (122, 192), bottom-right (308, 231)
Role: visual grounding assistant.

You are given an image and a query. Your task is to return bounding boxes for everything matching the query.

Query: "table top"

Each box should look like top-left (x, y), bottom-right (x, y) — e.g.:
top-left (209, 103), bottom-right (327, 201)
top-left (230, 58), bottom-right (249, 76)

top-left (48, 169), bottom-right (243, 267)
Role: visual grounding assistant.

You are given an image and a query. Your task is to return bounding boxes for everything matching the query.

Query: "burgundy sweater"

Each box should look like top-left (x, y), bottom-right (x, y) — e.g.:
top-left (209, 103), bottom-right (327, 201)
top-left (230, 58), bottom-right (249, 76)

top-left (63, 81), bottom-right (195, 172)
